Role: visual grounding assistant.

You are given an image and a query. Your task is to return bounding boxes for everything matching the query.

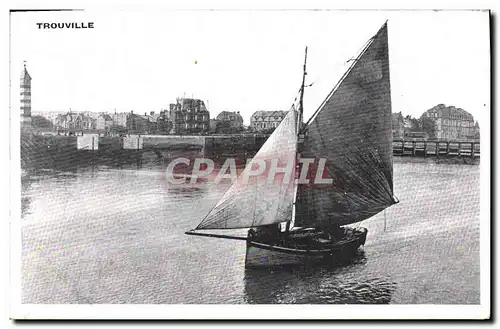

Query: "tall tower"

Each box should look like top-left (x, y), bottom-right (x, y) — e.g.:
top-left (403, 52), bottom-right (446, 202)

top-left (20, 61), bottom-right (32, 125)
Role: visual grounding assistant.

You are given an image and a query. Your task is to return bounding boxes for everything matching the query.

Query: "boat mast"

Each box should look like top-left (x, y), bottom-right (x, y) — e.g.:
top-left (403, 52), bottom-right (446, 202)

top-left (299, 46), bottom-right (308, 130)
top-left (288, 46), bottom-right (308, 233)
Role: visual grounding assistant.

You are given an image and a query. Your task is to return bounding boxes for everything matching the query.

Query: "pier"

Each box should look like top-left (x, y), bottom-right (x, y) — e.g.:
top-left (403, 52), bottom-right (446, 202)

top-left (392, 139), bottom-right (480, 158)
top-left (21, 133), bottom-right (269, 170)
top-left (22, 133), bottom-right (271, 151)
top-left (21, 134), bottom-right (480, 172)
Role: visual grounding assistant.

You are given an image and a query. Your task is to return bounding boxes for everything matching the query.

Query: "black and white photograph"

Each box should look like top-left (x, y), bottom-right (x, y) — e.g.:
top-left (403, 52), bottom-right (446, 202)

top-left (9, 7), bottom-right (490, 320)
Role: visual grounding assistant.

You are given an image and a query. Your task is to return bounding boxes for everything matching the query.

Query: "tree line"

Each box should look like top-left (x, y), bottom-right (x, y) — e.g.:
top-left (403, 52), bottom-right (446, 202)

top-left (404, 115), bottom-right (437, 139)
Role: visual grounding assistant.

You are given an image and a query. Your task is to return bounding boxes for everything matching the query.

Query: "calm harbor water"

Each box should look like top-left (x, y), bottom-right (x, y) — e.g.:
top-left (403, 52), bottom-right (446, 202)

top-left (20, 157), bottom-right (480, 304)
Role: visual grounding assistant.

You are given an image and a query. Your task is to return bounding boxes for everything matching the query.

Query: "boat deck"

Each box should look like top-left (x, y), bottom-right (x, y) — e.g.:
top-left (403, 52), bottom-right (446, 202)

top-left (250, 227), bottom-right (366, 252)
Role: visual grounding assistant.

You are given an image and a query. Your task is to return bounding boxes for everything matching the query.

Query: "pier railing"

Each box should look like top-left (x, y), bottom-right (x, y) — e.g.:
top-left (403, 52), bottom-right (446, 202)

top-left (392, 139), bottom-right (480, 158)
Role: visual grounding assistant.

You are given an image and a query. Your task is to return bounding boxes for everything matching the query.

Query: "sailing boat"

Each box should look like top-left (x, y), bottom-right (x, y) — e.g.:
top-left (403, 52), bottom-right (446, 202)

top-left (186, 22), bottom-right (398, 269)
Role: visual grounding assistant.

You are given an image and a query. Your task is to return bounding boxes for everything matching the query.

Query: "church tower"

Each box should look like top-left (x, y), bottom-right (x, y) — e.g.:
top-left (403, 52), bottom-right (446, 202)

top-left (20, 61), bottom-right (32, 125)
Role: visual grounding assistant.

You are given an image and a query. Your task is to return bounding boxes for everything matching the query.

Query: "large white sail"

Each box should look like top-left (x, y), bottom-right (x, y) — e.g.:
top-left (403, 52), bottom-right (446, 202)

top-left (295, 22), bottom-right (396, 229)
top-left (195, 108), bottom-right (298, 230)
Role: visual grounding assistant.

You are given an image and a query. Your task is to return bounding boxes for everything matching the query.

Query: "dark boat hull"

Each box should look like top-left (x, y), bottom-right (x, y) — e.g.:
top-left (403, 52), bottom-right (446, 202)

top-left (245, 227), bottom-right (367, 269)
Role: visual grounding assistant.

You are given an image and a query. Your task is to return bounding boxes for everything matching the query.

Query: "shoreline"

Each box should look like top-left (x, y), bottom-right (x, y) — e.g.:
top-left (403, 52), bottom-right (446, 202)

top-left (393, 156), bottom-right (479, 166)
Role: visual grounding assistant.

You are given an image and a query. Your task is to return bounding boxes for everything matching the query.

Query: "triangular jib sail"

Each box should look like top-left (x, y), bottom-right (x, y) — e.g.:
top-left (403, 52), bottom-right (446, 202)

top-left (195, 108), bottom-right (298, 230)
top-left (295, 22), bottom-right (396, 229)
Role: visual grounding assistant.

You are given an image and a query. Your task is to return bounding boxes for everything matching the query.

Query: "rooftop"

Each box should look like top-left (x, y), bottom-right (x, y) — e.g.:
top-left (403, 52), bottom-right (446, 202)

top-left (251, 110), bottom-right (287, 118)
top-left (425, 104), bottom-right (474, 120)
top-left (99, 114), bottom-right (113, 121)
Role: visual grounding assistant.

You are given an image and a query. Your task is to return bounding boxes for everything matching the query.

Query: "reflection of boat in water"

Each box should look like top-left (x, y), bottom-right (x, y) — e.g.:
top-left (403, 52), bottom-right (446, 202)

top-left (243, 254), bottom-right (397, 304)
top-left (186, 22), bottom-right (398, 269)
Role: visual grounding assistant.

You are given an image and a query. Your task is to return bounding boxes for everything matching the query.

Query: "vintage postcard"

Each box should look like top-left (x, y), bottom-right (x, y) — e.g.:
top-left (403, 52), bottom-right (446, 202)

top-left (9, 8), bottom-right (490, 320)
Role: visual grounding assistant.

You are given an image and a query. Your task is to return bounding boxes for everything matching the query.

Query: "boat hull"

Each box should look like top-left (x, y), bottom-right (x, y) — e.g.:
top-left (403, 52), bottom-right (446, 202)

top-left (245, 227), bottom-right (367, 269)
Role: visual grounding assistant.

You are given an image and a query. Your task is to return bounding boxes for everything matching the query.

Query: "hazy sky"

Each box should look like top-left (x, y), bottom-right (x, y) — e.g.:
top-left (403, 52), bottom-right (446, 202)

top-left (10, 10), bottom-right (489, 126)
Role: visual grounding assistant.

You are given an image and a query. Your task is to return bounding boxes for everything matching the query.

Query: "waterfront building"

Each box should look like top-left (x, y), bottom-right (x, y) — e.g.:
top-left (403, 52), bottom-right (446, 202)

top-left (209, 119), bottom-right (218, 133)
top-left (422, 104), bottom-right (477, 140)
top-left (55, 112), bottom-right (95, 131)
top-left (215, 111), bottom-right (244, 130)
top-left (474, 122), bottom-right (480, 140)
top-left (126, 111), bottom-right (157, 134)
top-left (156, 110), bottom-right (173, 134)
top-left (80, 111), bottom-right (100, 120)
top-left (169, 98), bottom-right (210, 134)
top-left (96, 113), bottom-right (114, 130)
top-left (113, 112), bottom-right (129, 127)
top-left (250, 110), bottom-right (287, 132)
top-left (20, 62), bottom-right (32, 128)
top-left (149, 111), bottom-right (161, 123)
